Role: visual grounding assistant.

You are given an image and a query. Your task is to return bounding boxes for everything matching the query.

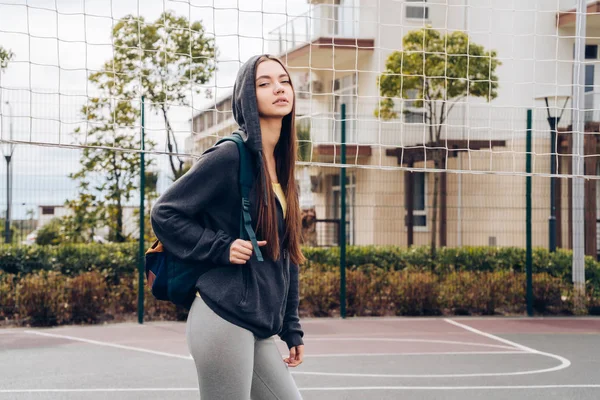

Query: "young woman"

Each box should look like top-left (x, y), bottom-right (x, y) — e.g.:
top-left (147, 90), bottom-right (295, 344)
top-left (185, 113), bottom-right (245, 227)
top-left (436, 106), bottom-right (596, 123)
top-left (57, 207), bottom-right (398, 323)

top-left (151, 54), bottom-right (305, 399)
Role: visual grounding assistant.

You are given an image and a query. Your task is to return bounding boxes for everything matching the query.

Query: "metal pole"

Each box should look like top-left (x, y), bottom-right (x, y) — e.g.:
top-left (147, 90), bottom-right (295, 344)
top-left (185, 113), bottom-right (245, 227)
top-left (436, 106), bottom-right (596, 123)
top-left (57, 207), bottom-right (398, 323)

top-left (572, 0), bottom-right (586, 298)
top-left (3, 100), bottom-right (14, 245)
top-left (138, 95), bottom-right (146, 324)
top-left (340, 103), bottom-right (347, 319)
top-left (526, 109), bottom-right (533, 317)
top-left (548, 115), bottom-right (558, 252)
top-left (4, 155), bottom-right (10, 244)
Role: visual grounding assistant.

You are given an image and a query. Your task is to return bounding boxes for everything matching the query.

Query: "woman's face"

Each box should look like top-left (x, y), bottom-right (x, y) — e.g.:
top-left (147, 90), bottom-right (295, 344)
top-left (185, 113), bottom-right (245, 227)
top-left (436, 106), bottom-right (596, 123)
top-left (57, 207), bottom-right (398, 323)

top-left (255, 60), bottom-right (294, 118)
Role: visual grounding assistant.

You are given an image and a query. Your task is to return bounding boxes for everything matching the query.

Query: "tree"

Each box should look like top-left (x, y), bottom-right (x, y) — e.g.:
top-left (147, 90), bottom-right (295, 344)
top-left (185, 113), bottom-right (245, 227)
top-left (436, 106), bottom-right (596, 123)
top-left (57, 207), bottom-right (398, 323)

top-left (71, 93), bottom-right (153, 242)
top-left (61, 189), bottom-right (105, 243)
top-left (70, 11), bottom-right (215, 241)
top-left (0, 45), bottom-right (13, 71)
top-left (36, 218), bottom-right (62, 246)
top-left (109, 12), bottom-right (216, 180)
top-left (377, 27), bottom-right (500, 257)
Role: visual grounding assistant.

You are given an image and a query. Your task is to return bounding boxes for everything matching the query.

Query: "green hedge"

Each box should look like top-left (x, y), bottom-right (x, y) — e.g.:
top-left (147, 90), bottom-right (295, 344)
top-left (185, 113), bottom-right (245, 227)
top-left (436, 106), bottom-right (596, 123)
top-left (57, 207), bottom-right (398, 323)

top-left (2, 268), bottom-right (598, 327)
top-left (303, 246), bottom-right (600, 292)
top-left (1, 244), bottom-right (598, 289)
top-left (0, 243), bottom-right (138, 281)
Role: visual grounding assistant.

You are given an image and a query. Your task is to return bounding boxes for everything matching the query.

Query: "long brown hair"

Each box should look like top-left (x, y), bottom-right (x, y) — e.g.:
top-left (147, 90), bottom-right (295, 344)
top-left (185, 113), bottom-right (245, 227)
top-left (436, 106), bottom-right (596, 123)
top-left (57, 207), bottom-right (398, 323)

top-left (255, 55), bottom-right (305, 265)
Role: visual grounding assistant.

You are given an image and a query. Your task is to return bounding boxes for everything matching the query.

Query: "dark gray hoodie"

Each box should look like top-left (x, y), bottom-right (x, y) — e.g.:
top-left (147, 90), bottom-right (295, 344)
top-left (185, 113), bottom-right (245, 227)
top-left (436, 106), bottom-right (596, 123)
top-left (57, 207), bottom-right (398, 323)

top-left (150, 55), bottom-right (303, 349)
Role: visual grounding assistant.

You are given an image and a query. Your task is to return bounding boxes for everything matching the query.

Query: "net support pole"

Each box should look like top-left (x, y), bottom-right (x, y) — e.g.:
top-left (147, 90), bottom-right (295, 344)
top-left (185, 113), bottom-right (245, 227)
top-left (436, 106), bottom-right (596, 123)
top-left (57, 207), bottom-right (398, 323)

top-left (572, 0), bottom-right (586, 303)
top-left (526, 109), bottom-right (533, 317)
top-left (138, 95), bottom-right (146, 324)
top-left (340, 103), bottom-right (347, 319)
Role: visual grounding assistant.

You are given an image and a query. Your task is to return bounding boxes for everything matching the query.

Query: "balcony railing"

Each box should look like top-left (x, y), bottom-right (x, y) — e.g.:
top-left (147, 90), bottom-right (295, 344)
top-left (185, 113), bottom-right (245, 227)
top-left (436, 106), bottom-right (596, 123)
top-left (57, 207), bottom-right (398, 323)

top-left (267, 4), bottom-right (376, 55)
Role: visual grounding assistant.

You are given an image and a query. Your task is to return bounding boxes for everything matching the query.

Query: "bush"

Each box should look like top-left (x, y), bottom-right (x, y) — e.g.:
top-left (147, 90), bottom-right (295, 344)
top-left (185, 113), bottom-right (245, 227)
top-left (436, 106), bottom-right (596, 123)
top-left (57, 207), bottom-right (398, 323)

top-left (532, 273), bottom-right (568, 314)
top-left (68, 271), bottom-right (107, 323)
top-left (1, 244), bottom-right (599, 290)
top-left (0, 272), bottom-right (16, 321)
top-left (35, 218), bottom-right (63, 245)
top-left (0, 243), bottom-right (138, 279)
top-left (439, 271), bottom-right (524, 315)
top-left (16, 271), bottom-right (68, 326)
top-left (391, 270), bottom-right (441, 316)
top-left (2, 244), bottom-right (600, 325)
top-left (299, 265), bottom-right (339, 317)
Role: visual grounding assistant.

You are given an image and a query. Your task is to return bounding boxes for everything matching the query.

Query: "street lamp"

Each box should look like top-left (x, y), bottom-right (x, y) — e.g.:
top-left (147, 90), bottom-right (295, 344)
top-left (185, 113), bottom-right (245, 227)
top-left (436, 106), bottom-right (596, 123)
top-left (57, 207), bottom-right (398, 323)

top-left (1, 101), bottom-right (16, 244)
top-left (535, 94), bottom-right (570, 253)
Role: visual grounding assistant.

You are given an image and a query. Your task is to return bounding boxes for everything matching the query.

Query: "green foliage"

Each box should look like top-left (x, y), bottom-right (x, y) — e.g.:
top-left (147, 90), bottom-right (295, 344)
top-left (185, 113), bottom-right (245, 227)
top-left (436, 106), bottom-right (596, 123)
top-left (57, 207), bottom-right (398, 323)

top-left (0, 45), bottom-right (13, 70)
top-left (377, 27), bottom-right (501, 129)
top-left (70, 92), bottom-right (150, 242)
top-left (35, 219), bottom-right (63, 246)
top-left (69, 11), bottom-right (216, 242)
top-left (61, 192), bottom-right (105, 243)
top-left (296, 121), bottom-right (312, 163)
top-left (1, 244), bottom-right (599, 325)
top-left (110, 12), bottom-right (217, 180)
top-left (1, 244), bottom-right (600, 325)
top-left (15, 270), bottom-right (68, 326)
top-left (0, 243), bottom-right (138, 279)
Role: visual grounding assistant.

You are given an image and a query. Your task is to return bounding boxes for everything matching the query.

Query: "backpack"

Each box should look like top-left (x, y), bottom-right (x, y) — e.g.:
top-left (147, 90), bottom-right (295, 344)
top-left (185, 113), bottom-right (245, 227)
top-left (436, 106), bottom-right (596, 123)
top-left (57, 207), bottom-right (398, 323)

top-left (145, 132), bottom-right (264, 308)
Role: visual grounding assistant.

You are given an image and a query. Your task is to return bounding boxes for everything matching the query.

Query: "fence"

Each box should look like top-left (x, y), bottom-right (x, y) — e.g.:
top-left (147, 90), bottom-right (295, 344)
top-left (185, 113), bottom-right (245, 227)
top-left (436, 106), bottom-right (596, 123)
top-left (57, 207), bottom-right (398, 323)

top-left (0, 0), bottom-right (600, 325)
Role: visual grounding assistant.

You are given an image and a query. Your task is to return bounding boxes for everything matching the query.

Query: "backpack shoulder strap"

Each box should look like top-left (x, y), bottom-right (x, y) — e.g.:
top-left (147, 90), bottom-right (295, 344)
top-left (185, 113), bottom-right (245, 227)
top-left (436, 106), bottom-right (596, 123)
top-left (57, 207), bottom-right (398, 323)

top-left (215, 132), bottom-right (264, 262)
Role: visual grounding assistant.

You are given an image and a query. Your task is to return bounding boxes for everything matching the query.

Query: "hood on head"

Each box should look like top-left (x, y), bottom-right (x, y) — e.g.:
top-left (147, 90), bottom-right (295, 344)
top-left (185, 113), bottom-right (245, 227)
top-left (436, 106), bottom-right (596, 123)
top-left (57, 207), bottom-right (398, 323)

top-left (231, 54), bottom-right (264, 154)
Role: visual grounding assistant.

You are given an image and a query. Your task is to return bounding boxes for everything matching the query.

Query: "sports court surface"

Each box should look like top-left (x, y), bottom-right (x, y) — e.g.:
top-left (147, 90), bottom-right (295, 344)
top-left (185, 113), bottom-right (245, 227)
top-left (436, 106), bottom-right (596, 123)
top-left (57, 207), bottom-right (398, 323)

top-left (1, 317), bottom-right (599, 399)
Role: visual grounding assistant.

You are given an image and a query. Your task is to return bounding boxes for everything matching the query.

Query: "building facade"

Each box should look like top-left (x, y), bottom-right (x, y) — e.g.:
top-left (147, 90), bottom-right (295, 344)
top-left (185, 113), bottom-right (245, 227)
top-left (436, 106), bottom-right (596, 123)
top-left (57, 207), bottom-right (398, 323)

top-left (186, 0), bottom-right (599, 257)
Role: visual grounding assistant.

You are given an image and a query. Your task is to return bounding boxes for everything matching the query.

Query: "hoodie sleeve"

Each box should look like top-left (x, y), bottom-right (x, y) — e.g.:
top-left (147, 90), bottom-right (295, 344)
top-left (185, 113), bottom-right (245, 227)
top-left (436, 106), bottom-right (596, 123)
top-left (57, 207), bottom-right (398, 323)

top-left (150, 142), bottom-right (237, 265)
top-left (278, 261), bottom-right (304, 349)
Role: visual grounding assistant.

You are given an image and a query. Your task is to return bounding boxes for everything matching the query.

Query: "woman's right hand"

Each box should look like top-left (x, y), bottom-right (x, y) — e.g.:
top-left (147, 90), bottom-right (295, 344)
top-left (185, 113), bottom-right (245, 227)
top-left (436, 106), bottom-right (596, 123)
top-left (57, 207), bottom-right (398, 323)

top-left (229, 239), bottom-right (267, 264)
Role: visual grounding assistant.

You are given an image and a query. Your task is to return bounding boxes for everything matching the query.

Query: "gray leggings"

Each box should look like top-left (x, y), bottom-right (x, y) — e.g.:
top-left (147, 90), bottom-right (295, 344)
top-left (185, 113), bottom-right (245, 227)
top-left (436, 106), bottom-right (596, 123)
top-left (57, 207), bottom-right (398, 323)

top-left (186, 295), bottom-right (303, 400)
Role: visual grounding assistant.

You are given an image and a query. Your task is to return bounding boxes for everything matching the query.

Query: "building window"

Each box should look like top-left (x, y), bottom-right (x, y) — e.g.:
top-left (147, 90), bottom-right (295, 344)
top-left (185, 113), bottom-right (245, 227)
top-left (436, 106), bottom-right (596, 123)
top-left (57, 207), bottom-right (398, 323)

top-left (586, 44), bottom-right (598, 60)
top-left (413, 172), bottom-right (427, 227)
top-left (406, 0), bottom-right (429, 20)
top-left (41, 206), bottom-right (55, 215)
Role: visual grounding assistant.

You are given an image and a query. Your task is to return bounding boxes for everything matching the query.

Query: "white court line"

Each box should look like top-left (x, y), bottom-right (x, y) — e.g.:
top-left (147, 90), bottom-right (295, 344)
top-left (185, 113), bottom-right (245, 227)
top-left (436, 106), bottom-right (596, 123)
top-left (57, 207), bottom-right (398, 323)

top-left (24, 330), bottom-right (192, 361)
top-left (0, 389), bottom-right (197, 393)
top-left (300, 385), bottom-right (600, 391)
top-left (20, 330), bottom-right (527, 360)
top-left (305, 337), bottom-right (517, 350)
top-left (2, 385), bottom-right (600, 393)
top-left (306, 351), bottom-right (529, 358)
top-left (293, 328), bottom-right (572, 378)
top-left (293, 322), bottom-right (572, 378)
top-left (444, 319), bottom-right (536, 352)
top-left (301, 316), bottom-right (600, 322)
top-left (23, 326), bottom-right (571, 379)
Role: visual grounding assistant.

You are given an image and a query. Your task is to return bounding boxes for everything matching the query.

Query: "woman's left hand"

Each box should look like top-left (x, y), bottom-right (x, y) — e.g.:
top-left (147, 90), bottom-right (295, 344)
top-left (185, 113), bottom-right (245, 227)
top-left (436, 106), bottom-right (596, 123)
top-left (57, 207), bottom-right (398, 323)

top-left (284, 345), bottom-right (304, 367)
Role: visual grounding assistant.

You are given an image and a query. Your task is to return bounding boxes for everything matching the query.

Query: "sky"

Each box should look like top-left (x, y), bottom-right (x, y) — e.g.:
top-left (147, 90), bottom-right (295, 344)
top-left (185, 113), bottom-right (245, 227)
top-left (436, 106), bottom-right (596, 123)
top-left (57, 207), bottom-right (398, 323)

top-left (0, 0), bottom-right (310, 219)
